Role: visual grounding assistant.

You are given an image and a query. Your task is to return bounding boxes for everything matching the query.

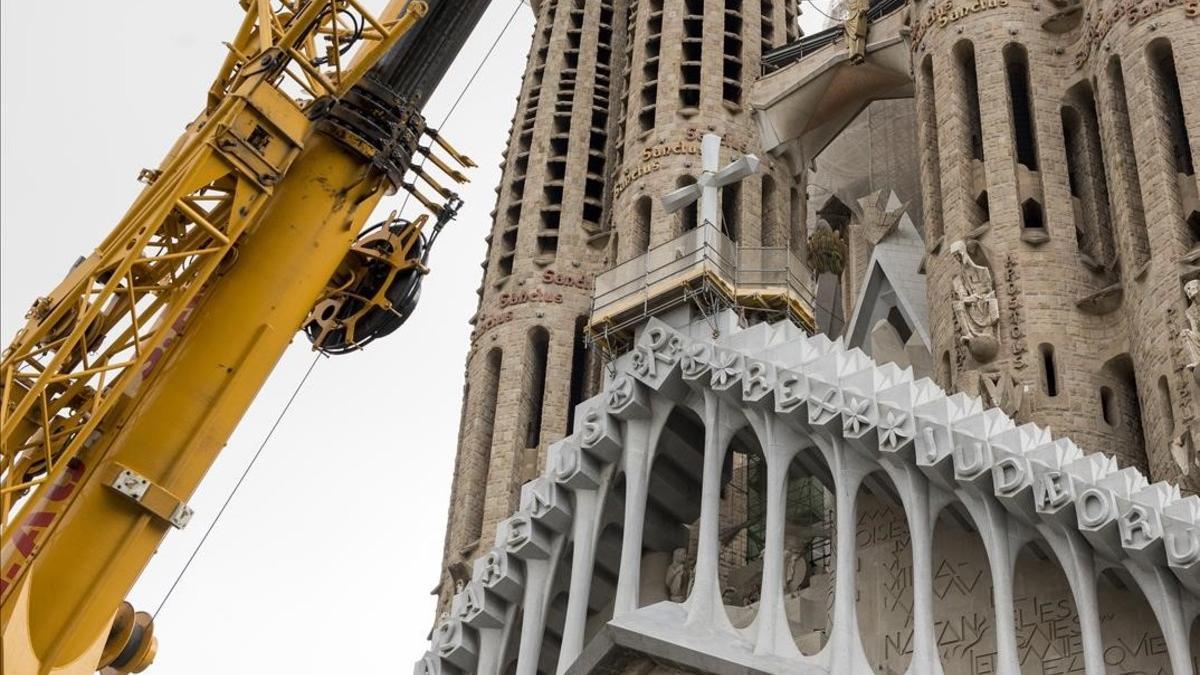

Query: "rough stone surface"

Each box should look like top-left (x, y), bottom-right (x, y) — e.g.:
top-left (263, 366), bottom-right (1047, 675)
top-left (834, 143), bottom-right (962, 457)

top-left (908, 0), bottom-right (1200, 487)
top-left (416, 315), bottom-right (1200, 675)
top-left (436, 0), bottom-right (802, 614)
top-left (427, 0), bottom-right (1200, 671)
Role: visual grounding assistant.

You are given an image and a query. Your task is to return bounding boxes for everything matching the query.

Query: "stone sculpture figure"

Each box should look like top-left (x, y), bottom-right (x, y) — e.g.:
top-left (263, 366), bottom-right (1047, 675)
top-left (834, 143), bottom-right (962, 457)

top-left (1182, 280), bottom-right (1200, 384)
top-left (783, 549), bottom-right (808, 596)
top-left (950, 240), bottom-right (1000, 363)
top-left (666, 548), bottom-right (688, 602)
top-left (844, 0), bottom-right (870, 64)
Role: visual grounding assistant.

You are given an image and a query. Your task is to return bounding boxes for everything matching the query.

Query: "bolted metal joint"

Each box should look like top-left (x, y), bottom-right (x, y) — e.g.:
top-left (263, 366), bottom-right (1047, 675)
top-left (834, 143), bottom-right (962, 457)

top-left (104, 464), bottom-right (193, 530)
top-left (110, 469), bottom-right (150, 501)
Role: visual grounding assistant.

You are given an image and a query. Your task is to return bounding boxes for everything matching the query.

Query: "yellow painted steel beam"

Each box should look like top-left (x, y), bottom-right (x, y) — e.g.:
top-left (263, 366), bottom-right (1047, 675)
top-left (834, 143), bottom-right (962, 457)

top-left (4, 130), bottom-right (394, 674)
top-left (1, 2), bottom-right (431, 673)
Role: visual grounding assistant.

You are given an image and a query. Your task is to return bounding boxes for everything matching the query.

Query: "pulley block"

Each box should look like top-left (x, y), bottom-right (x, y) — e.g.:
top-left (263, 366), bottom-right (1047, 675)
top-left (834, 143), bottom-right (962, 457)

top-left (303, 213), bottom-right (429, 354)
top-left (98, 601), bottom-right (156, 674)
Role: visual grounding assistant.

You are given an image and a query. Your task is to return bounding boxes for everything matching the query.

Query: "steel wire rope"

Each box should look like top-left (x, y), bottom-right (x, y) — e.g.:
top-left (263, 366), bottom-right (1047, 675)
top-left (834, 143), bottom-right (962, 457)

top-left (151, 0), bottom-right (526, 620)
top-left (151, 352), bottom-right (321, 620)
top-left (802, 0), bottom-right (841, 24)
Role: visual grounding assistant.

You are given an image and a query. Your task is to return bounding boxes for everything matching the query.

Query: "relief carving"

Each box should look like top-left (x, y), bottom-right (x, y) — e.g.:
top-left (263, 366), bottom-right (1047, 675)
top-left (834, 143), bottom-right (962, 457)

top-left (979, 370), bottom-right (1033, 422)
top-left (950, 310), bottom-right (967, 375)
top-left (665, 548), bottom-right (689, 602)
top-left (1166, 305), bottom-right (1195, 424)
top-left (844, 0), bottom-right (870, 64)
top-left (950, 241), bottom-right (1000, 363)
top-left (1181, 280), bottom-right (1200, 386)
top-left (784, 549), bottom-right (810, 596)
top-left (1169, 432), bottom-right (1198, 476)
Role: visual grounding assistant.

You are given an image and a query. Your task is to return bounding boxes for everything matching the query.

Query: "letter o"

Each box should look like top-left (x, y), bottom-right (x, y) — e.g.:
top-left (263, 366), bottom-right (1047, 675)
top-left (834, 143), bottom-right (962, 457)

top-left (1078, 488), bottom-right (1111, 527)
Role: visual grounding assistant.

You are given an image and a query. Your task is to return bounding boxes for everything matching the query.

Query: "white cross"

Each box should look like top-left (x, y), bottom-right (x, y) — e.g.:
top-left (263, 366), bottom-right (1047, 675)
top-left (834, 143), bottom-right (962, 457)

top-left (661, 133), bottom-right (762, 231)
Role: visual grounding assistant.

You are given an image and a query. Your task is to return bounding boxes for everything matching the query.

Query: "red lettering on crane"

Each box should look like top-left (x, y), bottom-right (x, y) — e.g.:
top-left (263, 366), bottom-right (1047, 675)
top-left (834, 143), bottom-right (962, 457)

top-left (0, 458), bottom-right (85, 598)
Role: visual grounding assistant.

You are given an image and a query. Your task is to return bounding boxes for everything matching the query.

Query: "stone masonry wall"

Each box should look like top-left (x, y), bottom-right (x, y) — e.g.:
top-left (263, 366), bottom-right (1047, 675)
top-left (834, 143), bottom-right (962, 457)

top-left (610, 0), bottom-right (797, 262)
top-left (436, 0), bottom-right (804, 614)
top-left (910, 0), bottom-right (1199, 487)
top-left (437, 0), bottom-right (614, 610)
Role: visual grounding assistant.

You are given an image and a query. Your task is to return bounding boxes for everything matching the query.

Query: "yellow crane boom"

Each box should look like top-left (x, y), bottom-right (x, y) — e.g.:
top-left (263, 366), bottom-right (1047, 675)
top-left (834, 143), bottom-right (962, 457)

top-left (0, 2), bottom-right (477, 672)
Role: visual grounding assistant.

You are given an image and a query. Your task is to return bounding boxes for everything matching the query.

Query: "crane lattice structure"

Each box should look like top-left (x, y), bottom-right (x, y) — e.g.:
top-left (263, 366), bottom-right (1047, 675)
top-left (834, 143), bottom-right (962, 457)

top-left (0, 2), bottom-right (478, 672)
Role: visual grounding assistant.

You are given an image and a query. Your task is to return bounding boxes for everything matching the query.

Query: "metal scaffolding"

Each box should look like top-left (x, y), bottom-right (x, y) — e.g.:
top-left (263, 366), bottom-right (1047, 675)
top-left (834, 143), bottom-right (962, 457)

top-left (587, 223), bottom-right (817, 359)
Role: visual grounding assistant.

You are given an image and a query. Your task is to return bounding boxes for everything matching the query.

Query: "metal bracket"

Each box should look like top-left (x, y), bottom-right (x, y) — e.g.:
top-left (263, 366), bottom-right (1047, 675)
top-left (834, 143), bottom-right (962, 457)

top-left (169, 502), bottom-right (195, 529)
top-left (105, 464), bottom-right (193, 529)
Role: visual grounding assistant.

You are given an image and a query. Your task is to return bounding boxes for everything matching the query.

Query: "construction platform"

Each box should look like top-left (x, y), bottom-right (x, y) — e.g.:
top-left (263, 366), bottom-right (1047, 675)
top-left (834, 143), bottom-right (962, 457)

top-left (588, 224), bottom-right (816, 356)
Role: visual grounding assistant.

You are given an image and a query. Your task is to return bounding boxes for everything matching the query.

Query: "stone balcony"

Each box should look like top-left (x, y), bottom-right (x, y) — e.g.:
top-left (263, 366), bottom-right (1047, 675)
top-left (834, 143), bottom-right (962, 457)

top-left (588, 223), bottom-right (816, 352)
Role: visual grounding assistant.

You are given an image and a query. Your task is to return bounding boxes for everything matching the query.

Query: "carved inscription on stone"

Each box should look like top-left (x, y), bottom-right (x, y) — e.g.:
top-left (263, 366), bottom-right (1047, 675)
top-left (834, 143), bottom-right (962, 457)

top-left (470, 270), bottom-right (595, 342)
top-left (1072, 0), bottom-right (1200, 68)
top-left (1004, 254), bottom-right (1028, 371)
top-left (909, 0), bottom-right (1012, 49)
top-left (499, 287), bottom-right (564, 308)
top-left (470, 309), bottom-right (515, 343)
top-left (847, 494), bottom-right (1174, 674)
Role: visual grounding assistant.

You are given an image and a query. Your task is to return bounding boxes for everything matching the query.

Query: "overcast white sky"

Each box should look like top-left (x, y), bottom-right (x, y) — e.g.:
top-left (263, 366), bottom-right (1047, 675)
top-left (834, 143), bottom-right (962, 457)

top-left (0, 2), bottom-right (828, 672)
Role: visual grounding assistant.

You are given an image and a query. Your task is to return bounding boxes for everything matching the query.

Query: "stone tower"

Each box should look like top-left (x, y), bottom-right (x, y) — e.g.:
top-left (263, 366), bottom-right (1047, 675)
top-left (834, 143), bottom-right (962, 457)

top-left (611, 0), bottom-right (802, 259)
top-left (911, 0), bottom-right (1200, 488)
top-left (436, 0), bottom-right (805, 607)
top-left (415, 0), bottom-right (1200, 672)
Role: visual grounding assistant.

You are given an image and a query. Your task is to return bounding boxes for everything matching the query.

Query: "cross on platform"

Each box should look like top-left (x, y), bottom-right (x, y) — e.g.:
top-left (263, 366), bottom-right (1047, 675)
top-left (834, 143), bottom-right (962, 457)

top-left (661, 133), bottom-right (762, 233)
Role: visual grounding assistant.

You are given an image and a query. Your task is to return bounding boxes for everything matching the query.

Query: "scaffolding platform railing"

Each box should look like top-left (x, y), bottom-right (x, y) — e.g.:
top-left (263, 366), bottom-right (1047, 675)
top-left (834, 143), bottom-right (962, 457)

top-left (588, 223), bottom-right (816, 355)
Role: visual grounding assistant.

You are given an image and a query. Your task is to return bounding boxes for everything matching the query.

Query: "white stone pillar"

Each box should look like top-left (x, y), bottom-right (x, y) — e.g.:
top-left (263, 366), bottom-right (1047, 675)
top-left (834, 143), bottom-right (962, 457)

top-left (686, 389), bottom-right (741, 631)
top-left (514, 559), bottom-right (550, 675)
top-left (879, 459), bottom-right (949, 675)
top-left (556, 483), bottom-right (607, 672)
top-left (500, 510), bottom-right (562, 675)
top-left (1036, 525), bottom-right (1106, 675)
top-left (612, 395), bottom-right (672, 617)
top-left (956, 489), bottom-right (1025, 675)
top-left (1124, 561), bottom-right (1196, 675)
top-left (747, 411), bottom-right (804, 656)
top-left (814, 433), bottom-right (873, 672)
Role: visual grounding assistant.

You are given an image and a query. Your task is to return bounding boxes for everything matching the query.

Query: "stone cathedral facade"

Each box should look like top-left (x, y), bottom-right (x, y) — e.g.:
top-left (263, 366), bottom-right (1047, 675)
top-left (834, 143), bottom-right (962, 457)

top-left (425, 0), bottom-right (1200, 672)
top-left (909, 0), bottom-right (1200, 490)
top-left (437, 0), bottom-right (801, 607)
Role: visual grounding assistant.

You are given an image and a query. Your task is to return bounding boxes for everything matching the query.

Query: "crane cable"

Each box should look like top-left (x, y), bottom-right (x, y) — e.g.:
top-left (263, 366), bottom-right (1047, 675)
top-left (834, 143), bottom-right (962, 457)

top-left (151, 352), bottom-right (321, 620)
top-left (802, 0), bottom-right (841, 24)
top-left (151, 0), bottom-right (527, 621)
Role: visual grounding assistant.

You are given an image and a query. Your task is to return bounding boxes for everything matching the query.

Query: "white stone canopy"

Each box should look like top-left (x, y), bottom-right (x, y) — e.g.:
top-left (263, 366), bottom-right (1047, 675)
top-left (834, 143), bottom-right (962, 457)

top-left (416, 314), bottom-right (1200, 675)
